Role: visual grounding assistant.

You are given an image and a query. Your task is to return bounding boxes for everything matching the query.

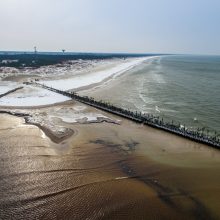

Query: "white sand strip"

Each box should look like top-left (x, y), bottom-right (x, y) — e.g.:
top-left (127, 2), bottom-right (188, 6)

top-left (0, 86), bottom-right (71, 107)
top-left (41, 57), bottom-right (154, 91)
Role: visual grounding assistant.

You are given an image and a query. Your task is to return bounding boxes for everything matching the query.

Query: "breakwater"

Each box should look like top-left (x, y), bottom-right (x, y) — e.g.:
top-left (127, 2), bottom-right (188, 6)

top-left (27, 82), bottom-right (220, 149)
top-left (0, 110), bottom-right (29, 117)
top-left (0, 87), bottom-right (23, 98)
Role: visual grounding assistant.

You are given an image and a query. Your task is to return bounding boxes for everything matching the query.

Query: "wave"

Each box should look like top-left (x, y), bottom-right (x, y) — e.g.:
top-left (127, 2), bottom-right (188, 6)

top-left (155, 106), bottom-right (160, 113)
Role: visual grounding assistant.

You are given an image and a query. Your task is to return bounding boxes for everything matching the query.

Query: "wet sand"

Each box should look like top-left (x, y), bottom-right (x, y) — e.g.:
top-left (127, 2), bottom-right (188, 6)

top-left (0, 103), bottom-right (220, 220)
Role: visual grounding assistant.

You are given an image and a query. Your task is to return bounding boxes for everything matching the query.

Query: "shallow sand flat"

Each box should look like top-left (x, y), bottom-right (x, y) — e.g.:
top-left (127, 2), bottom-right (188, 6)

top-left (79, 120), bottom-right (220, 217)
top-left (0, 112), bottom-right (220, 219)
top-left (0, 114), bottom-right (182, 219)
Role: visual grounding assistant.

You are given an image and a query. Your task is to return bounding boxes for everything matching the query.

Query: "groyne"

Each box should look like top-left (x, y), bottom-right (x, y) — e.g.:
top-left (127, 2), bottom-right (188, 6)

top-left (27, 82), bottom-right (220, 149)
top-left (0, 110), bottom-right (30, 118)
top-left (0, 87), bottom-right (23, 98)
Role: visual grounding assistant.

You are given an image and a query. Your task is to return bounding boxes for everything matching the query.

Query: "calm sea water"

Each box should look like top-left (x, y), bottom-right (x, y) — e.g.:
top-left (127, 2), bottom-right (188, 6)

top-left (92, 55), bottom-right (220, 135)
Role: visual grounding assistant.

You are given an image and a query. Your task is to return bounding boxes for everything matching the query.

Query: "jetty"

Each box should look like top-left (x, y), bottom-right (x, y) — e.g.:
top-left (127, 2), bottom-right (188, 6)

top-left (0, 87), bottom-right (23, 99)
top-left (26, 82), bottom-right (220, 149)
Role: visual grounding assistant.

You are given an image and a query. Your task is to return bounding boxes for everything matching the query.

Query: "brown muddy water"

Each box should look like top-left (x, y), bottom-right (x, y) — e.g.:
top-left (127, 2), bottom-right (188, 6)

top-left (0, 113), bottom-right (220, 220)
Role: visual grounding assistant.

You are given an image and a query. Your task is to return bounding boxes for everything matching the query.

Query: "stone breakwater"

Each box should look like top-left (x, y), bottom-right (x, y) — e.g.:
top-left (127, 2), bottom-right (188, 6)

top-left (0, 87), bottom-right (23, 98)
top-left (26, 82), bottom-right (220, 149)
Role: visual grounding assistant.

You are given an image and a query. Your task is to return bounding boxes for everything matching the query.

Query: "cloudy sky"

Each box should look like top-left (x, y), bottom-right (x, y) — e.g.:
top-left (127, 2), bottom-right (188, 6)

top-left (0, 0), bottom-right (219, 55)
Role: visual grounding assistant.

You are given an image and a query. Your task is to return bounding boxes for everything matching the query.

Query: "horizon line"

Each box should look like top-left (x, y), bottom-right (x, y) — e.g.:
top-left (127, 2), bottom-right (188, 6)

top-left (0, 50), bottom-right (219, 57)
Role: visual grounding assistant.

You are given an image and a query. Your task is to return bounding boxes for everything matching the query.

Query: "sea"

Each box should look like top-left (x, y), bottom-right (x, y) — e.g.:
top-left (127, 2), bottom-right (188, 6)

top-left (89, 55), bottom-right (220, 135)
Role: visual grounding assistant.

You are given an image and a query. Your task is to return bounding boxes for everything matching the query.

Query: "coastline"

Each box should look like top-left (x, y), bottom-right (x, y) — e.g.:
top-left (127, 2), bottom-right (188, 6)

top-left (32, 82), bottom-right (220, 149)
top-left (0, 54), bottom-right (220, 219)
top-left (72, 56), bottom-right (158, 93)
top-left (40, 56), bottom-right (154, 91)
top-left (0, 110), bottom-right (74, 144)
top-left (0, 56), bottom-right (156, 108)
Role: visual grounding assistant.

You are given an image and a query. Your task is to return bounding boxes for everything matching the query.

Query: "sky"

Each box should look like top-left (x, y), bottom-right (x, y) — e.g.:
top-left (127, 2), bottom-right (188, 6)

top-left (0, 0), bottom-right (220, 55)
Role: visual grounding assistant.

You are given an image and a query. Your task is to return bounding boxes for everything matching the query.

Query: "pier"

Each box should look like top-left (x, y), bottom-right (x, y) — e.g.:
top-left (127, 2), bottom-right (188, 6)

top-left (26, 82), bottom-right (220, 149)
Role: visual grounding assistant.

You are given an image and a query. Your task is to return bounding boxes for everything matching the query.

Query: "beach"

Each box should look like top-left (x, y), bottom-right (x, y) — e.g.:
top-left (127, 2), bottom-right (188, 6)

top-left (1, 0), bottom-right (220, 217)
top-left (0, 55), bottom-right (220, 219)
top-left (0, 57), bottom-right (151, 107)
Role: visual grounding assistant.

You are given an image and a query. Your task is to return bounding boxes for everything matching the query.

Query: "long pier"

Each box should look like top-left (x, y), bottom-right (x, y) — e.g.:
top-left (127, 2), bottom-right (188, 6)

top-left (26, 82), bottom-right (220, 149)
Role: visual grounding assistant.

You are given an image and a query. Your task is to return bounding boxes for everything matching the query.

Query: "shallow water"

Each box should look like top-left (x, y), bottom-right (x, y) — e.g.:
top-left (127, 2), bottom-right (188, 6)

top-left (84, 55), bottom-right (220, 135)
top-left (1, 113), bottom-right (220, 219)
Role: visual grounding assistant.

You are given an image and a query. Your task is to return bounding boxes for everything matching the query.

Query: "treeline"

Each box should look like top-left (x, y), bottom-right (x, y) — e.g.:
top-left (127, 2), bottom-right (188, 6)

top-left (0, 52), bottom-right (156, 68)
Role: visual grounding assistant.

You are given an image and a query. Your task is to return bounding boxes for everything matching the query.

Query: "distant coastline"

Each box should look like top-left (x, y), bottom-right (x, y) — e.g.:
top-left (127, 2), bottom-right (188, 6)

top-left (0, 51), bottom-right (160, 68)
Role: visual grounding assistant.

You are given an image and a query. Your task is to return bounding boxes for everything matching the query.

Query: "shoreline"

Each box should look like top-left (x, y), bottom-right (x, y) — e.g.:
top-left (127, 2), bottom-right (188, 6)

top-left (0, 100), bottom-right (120, 144)
top-left (0, 56), bottom-right (157, 108)
top-left (0, 111), bottom-right (73, 144)
top-left (27, 121), bottom-right (74, 144)
top-left (40, 56), bottom-right (155, 91)
top-left (32, 82), bottom-right (220, 149)
top-left (71, 57), bottom-right (159, 93)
